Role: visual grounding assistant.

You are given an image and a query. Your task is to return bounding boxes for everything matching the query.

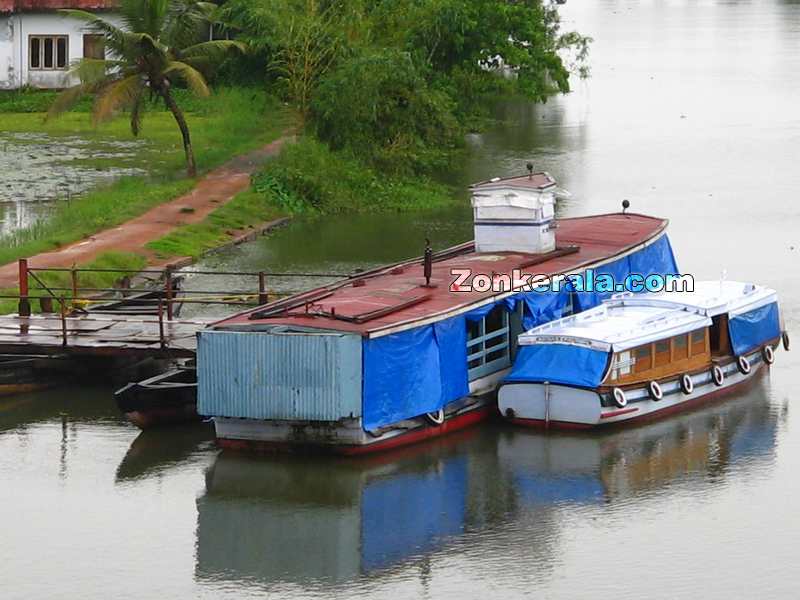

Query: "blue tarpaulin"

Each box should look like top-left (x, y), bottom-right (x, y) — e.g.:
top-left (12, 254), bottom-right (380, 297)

top-left (572, 233), bottom-right (679, 311)
top-left (362, 316), bottom-right (470, 430)
top-left (464, 287), bottom-right (572, 330)
top-left (504, 343), bottom-right (610, 388)
top-left (361, 233), bottom-right (678, 429)
top-left (728, 302), bottom-right (781, 356)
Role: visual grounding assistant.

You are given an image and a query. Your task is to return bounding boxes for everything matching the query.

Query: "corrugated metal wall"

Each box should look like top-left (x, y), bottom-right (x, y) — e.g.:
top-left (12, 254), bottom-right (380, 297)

top-left (197, 329), bottom-right (362, 421)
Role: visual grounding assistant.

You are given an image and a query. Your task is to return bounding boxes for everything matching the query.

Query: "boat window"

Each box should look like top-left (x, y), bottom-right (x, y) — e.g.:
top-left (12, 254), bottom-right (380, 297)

top-left (673, 334), bottom-right (688, 360)
top-left (710, 315), bottom-right (730, 355)
top-left (654, 340), bottom-right (670, 367)
top-left (467, 305), bottom-right (510, 381)
top-left (691, 329), bottom-right (706, 355)
top-left (633, 345), bottom-right (651, 373)
top-left (610, 350), bottom-right (632, 380)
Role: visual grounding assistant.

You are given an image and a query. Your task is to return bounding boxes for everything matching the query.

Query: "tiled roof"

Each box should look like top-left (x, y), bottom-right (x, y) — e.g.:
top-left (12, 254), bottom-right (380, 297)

top-left (1, 0), bottom-right (115, 13)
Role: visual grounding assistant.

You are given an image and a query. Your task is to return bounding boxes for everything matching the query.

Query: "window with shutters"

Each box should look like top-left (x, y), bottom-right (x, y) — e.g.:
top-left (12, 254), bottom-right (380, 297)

top-left (29, 35), bottom-right (68, 70)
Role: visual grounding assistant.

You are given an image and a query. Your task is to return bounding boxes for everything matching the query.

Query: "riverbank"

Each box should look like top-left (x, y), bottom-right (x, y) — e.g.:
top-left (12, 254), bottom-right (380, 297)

top-left (0, 88), bottom-right (291, 260)
top-left (0, 136), bottom-right (292, 290)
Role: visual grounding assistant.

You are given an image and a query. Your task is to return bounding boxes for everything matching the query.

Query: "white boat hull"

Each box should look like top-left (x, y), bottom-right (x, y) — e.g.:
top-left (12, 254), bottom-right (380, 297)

top-left (498, 347), bottom-right (772, 429)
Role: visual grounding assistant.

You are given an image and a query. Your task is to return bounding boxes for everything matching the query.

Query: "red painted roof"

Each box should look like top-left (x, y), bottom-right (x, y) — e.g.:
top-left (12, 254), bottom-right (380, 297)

top-left (471, 171), bottom-right (556, 191)
top-left (215, 213), bottom-right (669, 337)
top-left (0, 0), bottom-right (115, 12)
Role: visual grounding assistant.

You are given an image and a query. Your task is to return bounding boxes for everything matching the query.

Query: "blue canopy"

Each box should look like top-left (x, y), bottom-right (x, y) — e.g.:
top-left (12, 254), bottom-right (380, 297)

top-left (361, 233), bottom-right (678, 429)
top-left (505, 343), bottom-right (610, 388)
top-left (728, 302), bottom-right (781, 356)
top-left (362, 315), bottom-right (470, 430)
top-left (572, 233), bottom-right (679, 311)
top-left (465, 233), bottom-right (679, 322)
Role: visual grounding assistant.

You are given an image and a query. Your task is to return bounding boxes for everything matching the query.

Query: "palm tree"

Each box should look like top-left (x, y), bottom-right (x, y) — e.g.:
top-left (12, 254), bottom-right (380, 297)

top-left (49, 0), bottom-right (244, 177)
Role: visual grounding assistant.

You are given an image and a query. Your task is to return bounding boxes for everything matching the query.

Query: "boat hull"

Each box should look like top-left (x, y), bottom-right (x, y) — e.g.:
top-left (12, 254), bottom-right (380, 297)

top-left (498, 346), bottom-right (774, 429)
top-left (0, 356), bottom-right (65, 398)
top-left (115, 368), bottom-right (199, 429)
top-left (213, 396), bottom-right (493, 456)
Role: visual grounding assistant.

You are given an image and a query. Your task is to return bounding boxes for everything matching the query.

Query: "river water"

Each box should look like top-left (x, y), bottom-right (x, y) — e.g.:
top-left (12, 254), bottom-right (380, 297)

top-left (2, 1), bottom-right (800, 598)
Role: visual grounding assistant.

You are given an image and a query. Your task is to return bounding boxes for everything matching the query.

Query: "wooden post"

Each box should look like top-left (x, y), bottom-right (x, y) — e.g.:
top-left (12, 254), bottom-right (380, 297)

top-left (18, 259), bottom-right (30, 317)
top-left (165, 267), bottom-right (174, 321)
top-left (258, 272), bottom-right (268, 305)
top-left (70, 265), bottom-right (79, 308)
top-left (39, 297), bottom-right (54, 313)
top-left (158, 300), bottom-right (166, 349)
top-left (60, 297), bottom-right (68, 347)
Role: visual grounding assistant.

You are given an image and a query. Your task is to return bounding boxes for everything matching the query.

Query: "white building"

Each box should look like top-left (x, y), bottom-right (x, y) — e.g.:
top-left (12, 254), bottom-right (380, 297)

top-left (0, 0), bottom-right (114, 90)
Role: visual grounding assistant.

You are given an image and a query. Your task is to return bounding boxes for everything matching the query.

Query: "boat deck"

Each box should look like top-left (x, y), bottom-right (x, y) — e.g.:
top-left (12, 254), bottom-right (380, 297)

top-left (215, 213), bottom-right (669, 337)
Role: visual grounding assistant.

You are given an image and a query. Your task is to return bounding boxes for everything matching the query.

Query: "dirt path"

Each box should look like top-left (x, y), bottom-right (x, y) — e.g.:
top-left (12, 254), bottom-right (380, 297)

top-left (0, 136), bottom-right (292, 288)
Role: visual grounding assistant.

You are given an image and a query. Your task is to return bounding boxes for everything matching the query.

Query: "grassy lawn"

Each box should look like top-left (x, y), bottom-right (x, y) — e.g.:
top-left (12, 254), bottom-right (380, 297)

top-left (0, 87), bottom-right (292, 176)
top-left (0, 87), bottom-right (292, 269)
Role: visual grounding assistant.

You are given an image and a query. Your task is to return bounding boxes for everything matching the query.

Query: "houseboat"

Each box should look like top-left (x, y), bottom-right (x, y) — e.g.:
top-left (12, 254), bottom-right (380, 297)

top-left (498, 281), bottom-right (789, 428)
top-left (196, 171), bottom-right (680, 454)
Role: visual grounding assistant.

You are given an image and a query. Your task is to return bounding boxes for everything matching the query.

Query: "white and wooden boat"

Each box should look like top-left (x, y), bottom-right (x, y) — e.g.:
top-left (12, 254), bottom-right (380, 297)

top-left (498, 281), bottom-right (789, 428)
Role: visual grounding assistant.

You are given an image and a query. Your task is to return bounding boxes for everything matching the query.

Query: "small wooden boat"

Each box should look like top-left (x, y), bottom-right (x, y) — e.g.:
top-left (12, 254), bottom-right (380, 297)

top-left (499, 280), bottom-right (789, 428)
top-left (115, 365), bottom-right (198, 429)
top-left (0, 355), bottom-right (66, 397)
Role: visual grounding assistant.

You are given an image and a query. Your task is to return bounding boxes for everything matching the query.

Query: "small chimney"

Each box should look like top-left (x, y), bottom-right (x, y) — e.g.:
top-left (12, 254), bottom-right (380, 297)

top-left (469, 169), bottom-right (558, 254)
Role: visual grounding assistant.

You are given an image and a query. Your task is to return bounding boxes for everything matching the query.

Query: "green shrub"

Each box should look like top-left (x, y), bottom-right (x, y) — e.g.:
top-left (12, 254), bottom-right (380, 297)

top-left (311, 48), bottom-right (462, 176)
top-left (253, 136), bottom-right (455, 214)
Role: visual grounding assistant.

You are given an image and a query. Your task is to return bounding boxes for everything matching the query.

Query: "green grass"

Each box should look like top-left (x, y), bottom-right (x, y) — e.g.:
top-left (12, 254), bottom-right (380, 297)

top-left (0, 87), bottom-right (292, 176)
top-left (0, 178), bottom-right (195, 267)
top-left (146, 189), bottom-right (286, 259)
top-left (0, 87), bottom-right (293, 270)
top-left (0, 251), bottom-right (147, 315)
top-left (253, 136), bottom-right (457, 214)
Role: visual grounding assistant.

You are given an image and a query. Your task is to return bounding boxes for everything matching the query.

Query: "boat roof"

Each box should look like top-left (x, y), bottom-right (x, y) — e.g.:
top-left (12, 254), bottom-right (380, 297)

top-left (519, 280), bottom-right (777, 352)
top-left (212, 213), bottom-right (668, 338)
top-left (469, 171), bottom-right (556, 193)
top-left (611, 280), bottom-right (777, 317)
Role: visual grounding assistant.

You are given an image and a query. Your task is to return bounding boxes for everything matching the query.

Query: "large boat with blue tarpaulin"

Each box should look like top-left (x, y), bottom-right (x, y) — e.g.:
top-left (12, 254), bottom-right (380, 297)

top-left (196, 171), bottom-right (680, 454)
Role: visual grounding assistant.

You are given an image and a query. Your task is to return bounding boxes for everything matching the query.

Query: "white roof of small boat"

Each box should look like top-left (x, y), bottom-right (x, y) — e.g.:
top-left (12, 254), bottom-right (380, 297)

top-left (518, 280), bottom-right (777, 353)
top-left (610, 280), bottom-right (777, 318)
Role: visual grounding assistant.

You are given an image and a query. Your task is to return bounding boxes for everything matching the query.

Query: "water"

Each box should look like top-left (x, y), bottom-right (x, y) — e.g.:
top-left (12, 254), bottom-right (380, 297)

top-left (2, 1), bottom-right (800, 597)
top-left (0, 132), bottom-right (149, 235)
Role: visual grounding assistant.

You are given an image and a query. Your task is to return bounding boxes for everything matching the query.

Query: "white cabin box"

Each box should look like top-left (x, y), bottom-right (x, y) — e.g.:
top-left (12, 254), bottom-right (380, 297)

top-left (470, 171), bottom-right (557, 254)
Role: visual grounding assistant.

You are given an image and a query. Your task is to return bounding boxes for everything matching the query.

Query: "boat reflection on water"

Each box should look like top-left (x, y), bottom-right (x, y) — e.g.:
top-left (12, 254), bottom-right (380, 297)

top-left (194, 383), bottom-right (782, 591)
top-left (115, 423), bottom-right (214, 483)
top-left (499, 381), bottom-right (781, 505)
top-left (195, 430), bottom-right (493, 587)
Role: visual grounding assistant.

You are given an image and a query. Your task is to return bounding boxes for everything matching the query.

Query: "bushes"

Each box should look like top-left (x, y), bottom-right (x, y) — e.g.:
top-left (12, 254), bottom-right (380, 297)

top-left (253, 137), bottom-right (454, 214)
top-left (311, 49), bottom-right (462, 176)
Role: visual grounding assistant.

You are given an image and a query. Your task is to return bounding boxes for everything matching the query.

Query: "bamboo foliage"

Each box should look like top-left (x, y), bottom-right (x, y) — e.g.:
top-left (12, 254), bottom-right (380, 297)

top-left (268, 0), bottom-right (342, 121)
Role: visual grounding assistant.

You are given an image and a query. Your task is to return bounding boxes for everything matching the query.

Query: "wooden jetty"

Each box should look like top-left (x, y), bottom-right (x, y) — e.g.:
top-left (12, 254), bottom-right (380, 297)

top-left (0, 312), bottom-right (208, 358)
top-left (0, 259), bottom-right (346, 360)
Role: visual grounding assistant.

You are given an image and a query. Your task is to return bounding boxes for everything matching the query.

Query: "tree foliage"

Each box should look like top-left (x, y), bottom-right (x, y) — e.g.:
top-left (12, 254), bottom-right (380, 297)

top-left (210, 0), bottom-right (589, 174)
top-left (312, 49), bottom-right (460, 175)
top-left (49, 0), bottom-right (244, 176)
